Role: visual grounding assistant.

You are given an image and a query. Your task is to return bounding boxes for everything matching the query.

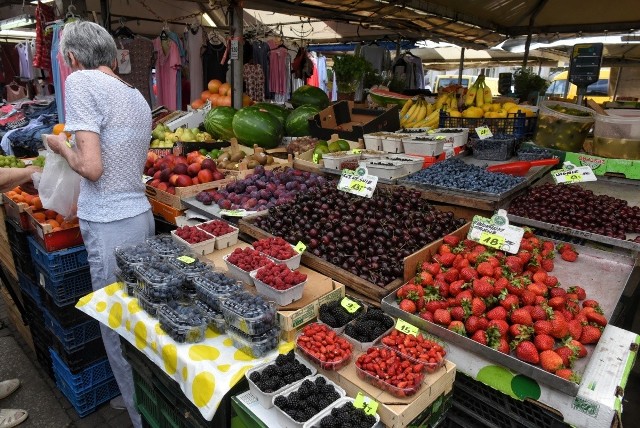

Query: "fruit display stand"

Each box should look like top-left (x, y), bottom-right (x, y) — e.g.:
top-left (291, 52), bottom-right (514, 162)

top-left (382, 223), bottom-right (636, 396)
top-left (398, 154), bottom-right (557, 212)
top-left (145, 175), bottom-right (236, 211)
top-left (308, 101), bottom-right (401, 141)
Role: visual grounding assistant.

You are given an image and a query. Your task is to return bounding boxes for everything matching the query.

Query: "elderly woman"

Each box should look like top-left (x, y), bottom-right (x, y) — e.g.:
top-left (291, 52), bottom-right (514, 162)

top-left (46, 21), bottom-right (153, 428)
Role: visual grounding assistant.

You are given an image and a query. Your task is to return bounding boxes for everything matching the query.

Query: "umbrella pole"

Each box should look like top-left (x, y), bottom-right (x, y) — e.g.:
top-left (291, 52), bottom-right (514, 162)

top-left (230, 1), bottom-right (244, 110)
top-left (458, 47), bottom-right (465, 85)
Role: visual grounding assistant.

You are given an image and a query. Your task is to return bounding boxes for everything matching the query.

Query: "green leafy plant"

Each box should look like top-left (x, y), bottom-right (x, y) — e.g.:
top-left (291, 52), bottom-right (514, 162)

top-left (332, 55), bottom-right (371, 93)
top-left (514, 68), bottom-right (549, 102)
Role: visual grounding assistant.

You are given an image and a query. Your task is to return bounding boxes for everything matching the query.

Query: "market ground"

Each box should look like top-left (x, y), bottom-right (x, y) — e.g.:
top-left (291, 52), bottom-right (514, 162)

top-left (0, 294), bottom-right (639, 428)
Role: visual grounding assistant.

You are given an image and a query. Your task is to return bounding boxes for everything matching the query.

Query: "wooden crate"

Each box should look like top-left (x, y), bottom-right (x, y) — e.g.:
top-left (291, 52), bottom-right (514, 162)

top-left (2, 194), bottom-right (31, 230)
top-left (145, 176), bottom-right (235, 210)
top-left (218, 140), bottom-right (294, 179)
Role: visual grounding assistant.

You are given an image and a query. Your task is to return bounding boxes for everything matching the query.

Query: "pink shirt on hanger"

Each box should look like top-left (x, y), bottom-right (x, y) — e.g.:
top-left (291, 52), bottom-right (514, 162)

top-left (56, 46), bottom-right (73, 117)
top-left (153, 37), bottom-right (181, 110)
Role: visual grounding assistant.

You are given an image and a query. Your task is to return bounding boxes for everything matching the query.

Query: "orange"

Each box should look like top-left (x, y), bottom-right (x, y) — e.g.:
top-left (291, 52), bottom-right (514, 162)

top-left (33, 212), bottom-right (46, 223)
top-left (12, 195), bottom-right (24, 203)
top-left (12, 187), bottom-right (22, 194)
top-left (200, 90), bottom-right (211, 101)
top-left (55, 214), bottom-right (65, 225)
top-left (218, 83), bottom-right (231, 96)
top-left (52, 123), bottom-right (66, 135)
top-left (208, 93), bottom-right (220, 105)
top-left (190, 99), bottom-right (205, 110)
top-left (45, 209), bottom-right (57, 220)
top-left (22, 193), bottom-right (33, 205)
top-left (60, 221), bottom-right (75, 230)
top-left (242, 94), bottom-right (252, 107)
top-left (46, 219), bottom-right (60, 228)
top-left (208, 79), bottom-right (221, 94)
top-left (31, 196), bottom-right (42, 210)
top-left (219, 95), bottom-right (232, 107)
top-left (5, 191), bottom-right (16, 199)
top-left (51, 227), bottom-right (63, 232)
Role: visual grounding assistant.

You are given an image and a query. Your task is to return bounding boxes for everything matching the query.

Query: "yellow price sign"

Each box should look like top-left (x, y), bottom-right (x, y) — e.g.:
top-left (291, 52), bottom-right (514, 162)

top-left (312, 153), bottom-right (320, 164)
top-left (565, 173), bottom-right (583, 183)
top-left (354, 392), bottom-right (378, 416)
top-left (294, 241), bottom-right (306, 253)
top-left (177, 255), bottom-right (195, 264)
top-left (351, 149), bottom-right (362, 154)
top-left (395, 318), bottom-right (419, 336)
top-left (479, 232), bottom-right (505, 250)
top-left (350, 180), bottom-right (366, 192)
top-left (476, 126), bottom-right (493, 140)
top-left (340, 297), bottom-right (361, 314)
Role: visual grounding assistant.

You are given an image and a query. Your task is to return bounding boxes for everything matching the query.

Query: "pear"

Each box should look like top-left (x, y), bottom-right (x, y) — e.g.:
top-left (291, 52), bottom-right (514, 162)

top-left (152, 124), bottom-right (166, 140)
top-left (150, 138), bottom-right (161, 148)
top-left (181, 129), bottom-right (197, 142)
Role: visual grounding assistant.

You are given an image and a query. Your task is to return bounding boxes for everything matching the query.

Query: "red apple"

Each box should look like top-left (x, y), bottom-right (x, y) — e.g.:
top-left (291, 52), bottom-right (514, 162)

top-left (175, 174), bottom-right (193, 187)
top-left (187, 163), bottom-right (201, 177)
top-left (197, 169), bottom-right (214, 183)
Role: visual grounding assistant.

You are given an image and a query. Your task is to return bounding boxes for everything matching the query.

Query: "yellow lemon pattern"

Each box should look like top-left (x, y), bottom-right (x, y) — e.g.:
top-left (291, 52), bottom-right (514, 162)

top-left (96, 301), bottom-right (107, 312)
top-left (108, 303), bottom-right (122, 329)
top-left (278, 342), bottom-right (295, 354)
top-left (134, 321), bottom-right (147, 349)
top-left (192, 372), bottom-right (215, 408)
top-left (155, 323), bottom-right (166, 335)
top-left (233, 349), bottom-right (253, 361)
top-left (128, 300), bottom-right (141, 314)
top-left (229, 365), bottom-right (253, 387)
top-left (189, 345), bottom-right (220, 362)
top-left (162, 344), bottom-right (178, 375)
top-left (182, 367), bottom-right (188, 381)
top-left (151, 342), bottom-right (157, 352)
top-left (76, 293), bottom-right (93, 307)
top-left (222, 338), bottom-right (233, 347)
top-left (125, 320), bottom-right (131, 331)
top-left (217, 364), bottom-right (230, 372)
top-left (205, 329), bottom-right (219, 339)
top-left (105, 283), bottom-right (120, 296)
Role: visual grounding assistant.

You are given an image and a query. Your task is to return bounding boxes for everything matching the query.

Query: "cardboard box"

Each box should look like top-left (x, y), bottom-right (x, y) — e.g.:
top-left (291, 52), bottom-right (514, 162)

top-left (145, 176), bottom-right (235, 210)
top-left (564, 151), bottom-right (640, 180)
top-left (293, 134), bottom-right (365, 173)
top-left (309, 101), bottom-right (401, 141)
top-left (148, 197), bottom-right (185, 225)
top-left (323, 357), bottom-right (456, 428)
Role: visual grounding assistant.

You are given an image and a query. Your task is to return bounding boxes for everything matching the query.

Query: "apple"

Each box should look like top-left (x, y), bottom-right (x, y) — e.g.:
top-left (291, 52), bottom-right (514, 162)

top-left (175, 174), bottom-right (193, 187)
top-left (172, 163), bottom-right (188, 175)
top-left (197, 169), bottom-right (214, 183)
top-left (187, 162), bottom-right (201, 177)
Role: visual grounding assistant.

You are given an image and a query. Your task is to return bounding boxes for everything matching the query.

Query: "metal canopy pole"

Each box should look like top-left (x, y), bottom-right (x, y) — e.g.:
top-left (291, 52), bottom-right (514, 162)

top-left (458, 47), bottom-right (465, 85)
top-left (230, 1), bottom-right (244, 110)
top-left (521, 0), bottom-right (549, 69)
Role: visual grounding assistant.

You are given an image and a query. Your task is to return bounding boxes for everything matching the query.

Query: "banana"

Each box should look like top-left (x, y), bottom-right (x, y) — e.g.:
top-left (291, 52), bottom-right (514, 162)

top-left (404, 100), bottom-right (423, 126)
top-left (406, 101), bottom-right (427, 127)
top-left (422, 108), bottom-right (441, 129)
top-left (426, 102), bottom-right (434, 117)
top-left (465, 85), bottom-right (478, 107)
top-left (434, 93), bottom-right (448, 110)
top-left (399, 99), bottom-right (414, 119)
top-left (483, 84), bottom-right (493, 105)
top-left (401, 102), bottom-right (419, 126)
top-left (475, 82), bottom-right (484, 107)
top-left (449, 94), bottom-right (458, 111)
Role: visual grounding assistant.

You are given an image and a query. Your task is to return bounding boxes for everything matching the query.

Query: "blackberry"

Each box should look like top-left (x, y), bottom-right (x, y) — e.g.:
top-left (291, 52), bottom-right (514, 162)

top-left (320, 312), bottom-right (338, 327)
top-left (318, 299), bottom-right (363, 328)
top-left (248, 371), bottom-right (261, 383)
top-left (315, 376), bottom-right (327, 386)
top-left (303, 408), bottom-right (317, 421)
top-left (320, 415), bottom-right (338, 428)
top-left (273, 395), bottom-right (287, 409)
top-left (364, 414), bottom-right (377, 426)
top-left (262, 365), bottom-right (278, 378)
top-left (288, 391), bottom-right (300, 406)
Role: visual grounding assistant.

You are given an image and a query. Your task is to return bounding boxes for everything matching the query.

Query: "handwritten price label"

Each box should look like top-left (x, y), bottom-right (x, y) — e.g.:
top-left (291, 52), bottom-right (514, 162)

top-left (354, 392), bottom-right (378, 416)
top-left (294, 241), bottom-right (306, 253)
top-left (338, 169), bottom-right (378, 198)
top-left (479, 232), bottom-right (505, 250)
top-left (219, 209), bottom-right (255, 217)
top-left (395, 318), bottom-right (419, 336)
top-left (551, 163), bottom-right (596, 184)
top-left (476, 126), bottom-right (493, 140)
top-left (312, 153), bottom-right (320, 164)
top-left (341, 297), bottom-right (361, 314)
top-left (350, 180), bottom-right (367, 192)
top-left (177, 255), bottom-right (195, 264)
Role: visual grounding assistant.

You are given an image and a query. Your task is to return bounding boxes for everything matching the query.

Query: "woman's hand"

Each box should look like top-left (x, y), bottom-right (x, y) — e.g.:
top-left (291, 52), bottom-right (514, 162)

top-left (45, 133), bottom-right (68, 154)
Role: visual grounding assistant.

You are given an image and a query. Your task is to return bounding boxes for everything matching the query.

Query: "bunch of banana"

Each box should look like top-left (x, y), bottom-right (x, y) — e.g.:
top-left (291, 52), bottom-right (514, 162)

top-left (400, 97), bottom-right (430, 128)
top-left (464, 74), bottom-right (493, 108)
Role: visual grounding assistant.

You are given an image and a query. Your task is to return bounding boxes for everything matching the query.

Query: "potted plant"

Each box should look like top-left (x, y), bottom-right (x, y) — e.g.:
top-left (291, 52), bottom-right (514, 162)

top-left (332, 55), bottom-right (371, 100)
top-left (514, 68), bottom-right (550, 104)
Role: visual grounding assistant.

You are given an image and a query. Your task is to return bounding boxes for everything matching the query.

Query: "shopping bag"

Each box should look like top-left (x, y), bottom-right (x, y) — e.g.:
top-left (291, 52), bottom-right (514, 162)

top-left (37, 147), bottom-right (81, 218)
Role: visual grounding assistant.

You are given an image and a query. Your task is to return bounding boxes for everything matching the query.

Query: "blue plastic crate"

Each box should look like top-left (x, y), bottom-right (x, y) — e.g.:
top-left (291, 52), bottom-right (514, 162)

top-left (28, 236), bottom-right (88, 280)
top-left (50, 349), bottom-right (112, 393)
top-left (54, 373), bottom-right (120, 418)
top-left (18, 271), bottom-right (41, 306)
top-left (35, 263), bottom-right (93, 307)
top-left (439, 111), bottom-right (538, 141)
top-left (42, 307), bottom-right (101, 352)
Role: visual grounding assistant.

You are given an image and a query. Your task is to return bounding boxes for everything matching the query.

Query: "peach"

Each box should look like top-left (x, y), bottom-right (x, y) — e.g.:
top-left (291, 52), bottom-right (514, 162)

top-left (197, 169), bottom-right (214, 183)
top-left (169, 174), bottom-right (180, 186)
top-left (172, 163), bottom-right (188, 175)
top-left (157, 182), bottom-right (168, 191)
top-left (175, 174), bottom-right (193, 187)
top-left (187, 163), bottom-right (201, 177)
top-left (166, 186), bottom-right (176, 195)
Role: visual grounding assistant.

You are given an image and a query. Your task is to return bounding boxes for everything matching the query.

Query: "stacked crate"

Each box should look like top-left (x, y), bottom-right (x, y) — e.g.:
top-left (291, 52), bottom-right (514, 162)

top-left (27, 236), bottom-right (120, 417)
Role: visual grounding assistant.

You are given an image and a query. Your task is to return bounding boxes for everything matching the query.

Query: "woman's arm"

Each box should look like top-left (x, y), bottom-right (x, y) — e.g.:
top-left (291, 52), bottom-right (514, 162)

top-left (0, 166), bottom-right (42, 193)
top-left (46, 131), bottom-right (103, 181)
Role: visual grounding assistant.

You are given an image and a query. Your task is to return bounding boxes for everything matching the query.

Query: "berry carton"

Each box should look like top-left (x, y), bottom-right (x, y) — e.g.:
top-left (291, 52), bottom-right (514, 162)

top-left (157, 301), bottom-right (207, 343)
top-left (220, 291), bottom-right (278, 336)
top-left (227, 325), bottom-right (280, 358)
top-left (192, 270), bottom-right (242, 311)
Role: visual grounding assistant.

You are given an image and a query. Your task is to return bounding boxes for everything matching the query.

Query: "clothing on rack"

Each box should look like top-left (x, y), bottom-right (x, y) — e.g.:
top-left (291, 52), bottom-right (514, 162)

top-left (5, 83), bottom-right (27, 102)
top-left (356, 44), bottom-right (391, 101)
top-left (317, 54), bottom-right (328, 95)
top-left (33, 2), bottom-right (54, 78)
top-left (252, 40), bottom-right (270, 97)
top-left (392, 53), bottom-right (424, 90)
top-left (185, 25), bottom-right (204, 101)
top-left (243, 63), bottom-right (264, 102)
top-left (202, 41), bottom-right (228, 85)
top-left (115, 36), bottom-right (155, 107)
top-left (51, 25), bottom-right (73, 122)
top-left (268, 40), bottom-right (288, 96)
top-left (153, 37), bottom-right (181, 110)
top-left (16, 41), bottom-right (36, 80)
top-left (166, 31), bottom-right (185, 110)
top-left (331, 70), bottom-right (337, 102)
top-left (306, 51), bottom-right (319, 87)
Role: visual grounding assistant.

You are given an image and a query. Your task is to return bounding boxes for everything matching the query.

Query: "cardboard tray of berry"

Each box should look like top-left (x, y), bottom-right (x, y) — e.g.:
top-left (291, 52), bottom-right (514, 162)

top-left (381, 223), bottom-right (637, 396)
top-left (506, 177), bottom-right (640, 252)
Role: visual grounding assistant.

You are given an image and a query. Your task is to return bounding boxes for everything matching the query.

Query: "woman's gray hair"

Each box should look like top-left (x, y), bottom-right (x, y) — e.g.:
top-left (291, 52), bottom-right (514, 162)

top-left (59, 21), bottom-right (117, 69)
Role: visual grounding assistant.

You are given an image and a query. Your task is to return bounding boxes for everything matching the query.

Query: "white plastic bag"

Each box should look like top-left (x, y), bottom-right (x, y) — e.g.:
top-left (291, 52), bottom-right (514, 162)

top-left (37, 149), bottom-right (81, 218)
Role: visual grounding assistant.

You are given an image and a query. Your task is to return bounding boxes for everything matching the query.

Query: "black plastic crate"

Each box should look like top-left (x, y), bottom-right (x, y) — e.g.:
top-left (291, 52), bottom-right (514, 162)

top-left (5, 218), bottom-right (31, 255)
top-left (20, 291), bottom-right (44, 327)
top-left (453, 374), bottom-right (569, 428)
top-left (439, 111), bottom-right (537, 142)
top-left (50, 334), bottom-right (106, 375)
top-left (11, 246), bottom-right (36, 283)
top-left (33, 339), bottom-right (55, 381)
top-left (42, 291), bottom-right (93, 329)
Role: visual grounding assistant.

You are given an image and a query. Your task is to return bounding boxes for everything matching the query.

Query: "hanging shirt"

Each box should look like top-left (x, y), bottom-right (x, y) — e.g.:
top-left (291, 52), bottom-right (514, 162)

top-left (185, 26), bottom-right (204, 102)
top-left (317, 55), bottom-right (328, 95)
top-left (306, 52), bottom-right (318, 87)
top-left (357, 45), bottom-right (391, 100)
top-left (16, 43), bottom-right (35, 79)
top-left (243, 63), bottom-right (264, 103)
top-left (51, 25), bottom-right (73, 122)
top-left (115, 36), bottom-right (155, 107)
top-left (268, 40), bottom-right (288, 95)
top-left (153, 37), bottom-right (181, 110)
top-left (166, 31), bottom-right (185, 110)
top-left (403, 55), bottom-right (424, 90)
top-left (202, 41), bottom-right (228, 84)
top-left (33, 2), bottom-right (54, 78)
top-left (252, 40), bottom-right (270, 97)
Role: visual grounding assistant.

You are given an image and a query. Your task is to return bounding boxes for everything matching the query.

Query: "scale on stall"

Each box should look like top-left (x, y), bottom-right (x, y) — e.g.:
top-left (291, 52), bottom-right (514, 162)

top-left (568, 42), bottom-right (604, 104)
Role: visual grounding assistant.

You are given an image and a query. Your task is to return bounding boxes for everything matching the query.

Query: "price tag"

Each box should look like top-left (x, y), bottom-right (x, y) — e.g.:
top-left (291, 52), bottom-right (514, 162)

top-left (476, 126), bottom-right (493, 140)
top-left (337, 167), bottom-right (378, 198)
top-left (551, 162), bottom-right (597, 184)
top-left (351, 149), bottom-right (362, 154)
top-left (142, 175), bottom-right (153, 183)
top-left (341, 297), bottom-right (361, 314)
top-left (230, 38), bottom-right (239, 60)
top-left (294, 241), bottom-right (306, 253)
top-left (354, 392), bottom-right (378, 416)
top-left (219, 209), bottom-right (256, 217)
top-left (177, 255), bottom-right (195, 264)
top-left (467, 209), bottom-right (524, 254)
top-left (312, 153), bottom-right (320, 164)
top-left (395, 318), bottom-right (419, 336)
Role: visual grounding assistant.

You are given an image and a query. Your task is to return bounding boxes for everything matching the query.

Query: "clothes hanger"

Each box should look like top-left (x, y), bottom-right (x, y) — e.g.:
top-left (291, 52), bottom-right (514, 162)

top-left (64, 5), bottom-right (80, 23)
top-left (113, 17), bottom-right (135, 39)
top-left (160, 21), bottom-right (169, 40)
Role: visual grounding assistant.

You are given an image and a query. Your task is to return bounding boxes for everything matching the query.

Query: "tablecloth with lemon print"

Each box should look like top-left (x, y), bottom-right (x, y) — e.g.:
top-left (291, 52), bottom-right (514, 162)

top-left (75, 282), bottom-right (293, 421)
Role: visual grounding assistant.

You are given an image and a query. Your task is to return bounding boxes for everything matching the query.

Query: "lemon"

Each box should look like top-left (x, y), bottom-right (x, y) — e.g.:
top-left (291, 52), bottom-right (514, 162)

top-left (448, 110), bottom-right (462, 118)
top-left (502, 102), bottom-right (518, 111)
top-left (495, 109), bottom-right (508, 118)
top-left (462, 107), bottom-right (484, 119)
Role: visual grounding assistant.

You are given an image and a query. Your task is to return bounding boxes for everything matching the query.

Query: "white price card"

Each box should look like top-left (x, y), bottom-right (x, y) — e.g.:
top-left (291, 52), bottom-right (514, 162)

top-left (219, 209), bottom-right (256, 217)
top-left (230, 38), bottom-right (239, 60)
top-left (337, 167), bottom-right (378, 198)
top-left (475, 126), bottom-right (493, 140)
top-left (551, 162), bottom-right (597, 184)
top-left (467, 209), bottom-right (524, 254)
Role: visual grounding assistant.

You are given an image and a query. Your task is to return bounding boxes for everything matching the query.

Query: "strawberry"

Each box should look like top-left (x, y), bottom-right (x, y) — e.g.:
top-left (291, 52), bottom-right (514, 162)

top-left (491, 337), bottom-right (510, 354)
top-left (541, 258), bottom-right (554, 273)
top-left (422, 262), bottom-right (441, 277)
top-left (500, 294), bottom-right (520, 311)
top-left (471, 297), bottom-right (486, 317)
top-left (447, 320), bottom-right (466, 335)
top-left (425, 300), bottom-right (445, 313)
top-left (460, 267), bottom-right (478, 282)
top-left (555, 346), bottom-right (577, 368)
top-left (450, 306), bottom-right (465, 321)
top-left (438, 244), bottom-right (453, 256)
top-left (579, 325), bottom-right (602, 344)
top-left (442, 268), bottom-right (459, 283)
top-left (486, 306), bottom-right (507, 321)
top-left (542, 240), bottom-right (555, 252)
top-left (515, 341), bottom-right (540, 364)
top-left (443, 234), bottom-right (460, 246)
top-left (586, 312), bottom-right (607, 327)
top-left (396, 284), bottom-right (423, 301)
top-left (532, 270), bottom-right (548, 284)
top-left (527, 283), bottom-right (548, 297)
top-left (550, 313), bottom-right (569, 339)
top-left (433, 308), bottom-right (451, 326)
top-left (510, 324), bottom-right (534, 341)
top-left (521, 290), bottom-right (536, 306)
top-left (471, 330), bottom-right (488, 345)
top-left (540, 350), bottom-right (564, 373)
top-left (455, 290), bottom-right (473, 307)
top-left (560, 249), bottom-right (578, 262)
top-left (511, 308), bottom-right (533, 326)
top-left (568, 286), bottom-right (586, 301)
top-left (560, 308), bottom-right (575, 322)
top-left (477, 262), bottom-right (494, 278)
top-left (548, 296), bottom-right (566, 310)
top-left (465, 315), bottom-right (482, 335)
top-left (438, 252), bottom-right (456, 267)
top-left (493, 277), bottom-right (509, 296)
top-left (534, 320), bottom-right (553, 336)
top-left (487, 319), bottom-right (509, 337)
top-left (556, 243), bottom-right (575, 253)
top-left (420, 311), bottom-right (434, 322)
top-left (504, 256), bottom-right (524, 274)
top-left (574, 313), bottom-right (588, 325)
top-left (399, 299), bottom-right (417, 313)
top-left (472, 279), bottom-right (493, 298)
top-left (567, 320), bottom-right (583, 340)
top-left (555, 369), bottom-right (581, 383)
top-left (534, 334), bottom-right (556, 352)
top-left (416, 271), bottom-right (435, 286)
top-left (530, 305), bottom-right (549, 321)
top-left (448, 280), bottom-right (465, 297)
top-left (516, 249), bottom-right (532, 264)
top-left (549, 287), bottom-right (567, 298)
top-left (582, 299), bottom-right (601, 309)
top-left (544, 275), bottom-right (559, 287)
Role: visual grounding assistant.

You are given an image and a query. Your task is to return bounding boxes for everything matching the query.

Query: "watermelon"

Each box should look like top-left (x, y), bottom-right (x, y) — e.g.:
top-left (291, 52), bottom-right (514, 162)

top-left (368, 88), bottom-right (411, 107)
top-left (285, 105), bottom-right (320, 137)
top-left (203, 106), bottom-right (237, 140)
top-left (291, 85), bottom-right (330, 110)
top-left (252, 103), bottom-right (290, 126)
top-left (232, 107), bottom-right (283, 149)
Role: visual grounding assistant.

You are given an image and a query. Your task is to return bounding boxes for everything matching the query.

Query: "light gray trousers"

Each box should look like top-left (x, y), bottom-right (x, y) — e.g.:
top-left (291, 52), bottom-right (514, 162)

top-left (79, 210), bottom-right (154, 428)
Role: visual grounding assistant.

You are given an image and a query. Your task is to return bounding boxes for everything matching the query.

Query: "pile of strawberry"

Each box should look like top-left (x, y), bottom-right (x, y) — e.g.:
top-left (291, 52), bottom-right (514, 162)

top-left (380, 330), bottom-right (447, 373)
top-left (253, 237), bottom-right (297, 261)
top-left (296, 323), bottom-right (352, 370)
top-left (227, 247), bottom-right (271, 272)
top-left (395, 231), bottom-right (603, 382)
top-left (198, 220), bottom-right (235, 237)
top-left (355, 346), bottom-right (424, 397)
top-left (174, 225), bottom-right (214, 244)
top-left (255, 262), bottom-right (307, 290)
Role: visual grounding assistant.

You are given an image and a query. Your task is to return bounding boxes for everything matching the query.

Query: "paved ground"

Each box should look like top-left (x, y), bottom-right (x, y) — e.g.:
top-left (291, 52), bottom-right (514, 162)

top-left (0, 294), bottom-right (133, 428)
